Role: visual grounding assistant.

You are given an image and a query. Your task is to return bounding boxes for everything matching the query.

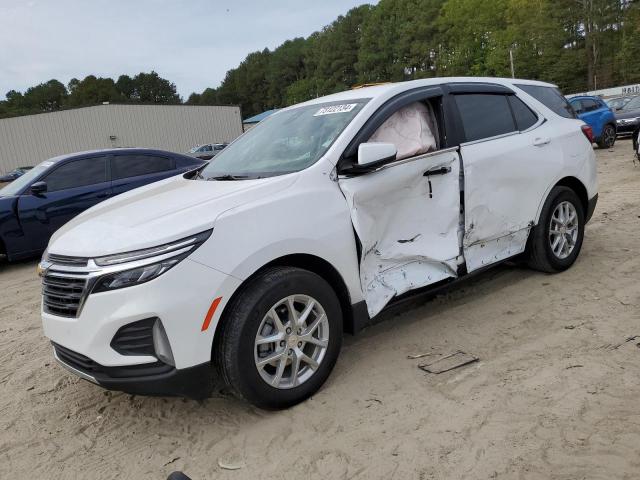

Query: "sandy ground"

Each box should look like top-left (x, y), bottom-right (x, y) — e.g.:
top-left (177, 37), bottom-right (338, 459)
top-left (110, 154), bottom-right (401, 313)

top-left (1, 142), bottom-right (640, 480)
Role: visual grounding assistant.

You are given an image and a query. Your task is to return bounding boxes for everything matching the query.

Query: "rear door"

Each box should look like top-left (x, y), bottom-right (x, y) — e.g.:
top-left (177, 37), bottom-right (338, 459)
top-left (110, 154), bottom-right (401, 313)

top-left (18, 156), bottom-right (111, 251)
top-left (337, 87), bottom-right (463, 316)
top-left (577, 98), bottom-right (603, 137)
top-left (110, 153), bottom-right (176, 195)
top-left (452, 85), bottom-right (560, 271)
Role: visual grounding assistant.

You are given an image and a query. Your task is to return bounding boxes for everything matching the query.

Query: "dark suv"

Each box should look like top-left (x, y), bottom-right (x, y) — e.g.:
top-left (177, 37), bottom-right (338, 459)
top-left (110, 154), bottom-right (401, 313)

top-left (615, 95), bottom-right (640, 137)
top-left (0, 148), bottom-right (204, 261)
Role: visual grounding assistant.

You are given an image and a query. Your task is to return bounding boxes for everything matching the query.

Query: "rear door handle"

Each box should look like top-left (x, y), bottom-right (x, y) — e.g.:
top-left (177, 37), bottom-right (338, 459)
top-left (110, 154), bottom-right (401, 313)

top-left (533, 137), bottom-right (551, 147)
top-left (423, 166), bottom-right (451, 176)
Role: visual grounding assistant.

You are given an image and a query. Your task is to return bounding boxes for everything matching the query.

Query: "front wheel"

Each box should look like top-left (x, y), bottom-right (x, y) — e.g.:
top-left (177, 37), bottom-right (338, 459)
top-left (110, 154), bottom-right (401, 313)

top-left (527, 186), bottom-right (585, 273)
top-left (597, 124), bottom-right (616, 149)
top-left (215, 267), bottom-right (343, 409)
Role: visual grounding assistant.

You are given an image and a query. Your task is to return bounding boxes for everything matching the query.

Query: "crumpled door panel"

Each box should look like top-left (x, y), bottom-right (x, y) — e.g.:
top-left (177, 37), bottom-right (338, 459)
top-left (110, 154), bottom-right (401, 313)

top-left (338, 150), bottom-right (461, 317)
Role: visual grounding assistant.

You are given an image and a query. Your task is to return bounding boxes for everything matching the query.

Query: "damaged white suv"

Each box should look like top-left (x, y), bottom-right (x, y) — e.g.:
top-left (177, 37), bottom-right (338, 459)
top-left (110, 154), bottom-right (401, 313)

top-left (41, 78), bottom-right (597, 409)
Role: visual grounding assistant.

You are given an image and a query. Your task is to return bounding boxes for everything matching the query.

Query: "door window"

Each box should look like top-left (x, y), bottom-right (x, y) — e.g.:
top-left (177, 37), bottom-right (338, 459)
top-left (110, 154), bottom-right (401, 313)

top-left (111, 155), bottom-right (174, 180)
top-left (455, 94), bottom-right (516, 142)
top-left (509, 96), bottom-right (538, 131)
top-left (368, 101), bottom-right (439, 160)
top-left (581, 99), bottom-right (598, 112)
top-left (45, 157), bottom-right (107, 192)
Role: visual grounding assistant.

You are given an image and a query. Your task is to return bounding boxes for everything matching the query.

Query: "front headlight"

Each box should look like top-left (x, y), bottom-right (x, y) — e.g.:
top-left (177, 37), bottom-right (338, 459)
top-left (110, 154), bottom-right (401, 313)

top-left (91, 229), bottom-right (212, 292)
top-left (93, 257), bottom-right (181, 292)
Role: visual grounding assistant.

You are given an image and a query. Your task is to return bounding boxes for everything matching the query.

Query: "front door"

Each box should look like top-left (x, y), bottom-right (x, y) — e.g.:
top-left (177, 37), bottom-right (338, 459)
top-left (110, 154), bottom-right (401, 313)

top-left (338, 92), bottom-right (462, 317)
top-left (18, 156), bottom-right (111, 252)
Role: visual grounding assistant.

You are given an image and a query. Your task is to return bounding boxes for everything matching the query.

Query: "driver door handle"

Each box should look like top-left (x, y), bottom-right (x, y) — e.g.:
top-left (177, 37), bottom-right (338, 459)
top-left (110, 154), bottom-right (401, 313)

top-left (423, 166), bottom-right (451, 176)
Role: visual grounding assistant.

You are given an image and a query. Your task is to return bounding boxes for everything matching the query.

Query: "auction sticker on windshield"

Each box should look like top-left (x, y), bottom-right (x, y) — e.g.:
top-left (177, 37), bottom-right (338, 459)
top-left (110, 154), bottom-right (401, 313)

top-left (314, 104), bottom-right (358, 116)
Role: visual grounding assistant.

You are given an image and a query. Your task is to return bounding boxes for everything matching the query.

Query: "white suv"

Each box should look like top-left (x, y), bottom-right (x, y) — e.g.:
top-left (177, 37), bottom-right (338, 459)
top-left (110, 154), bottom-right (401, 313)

top-left (40, 78), bottom-right (598, 409)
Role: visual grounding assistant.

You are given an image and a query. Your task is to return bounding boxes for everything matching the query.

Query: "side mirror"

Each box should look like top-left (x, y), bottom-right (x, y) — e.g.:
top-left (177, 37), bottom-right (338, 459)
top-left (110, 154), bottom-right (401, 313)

top-left (357, 142), bottom-right (397, 168)
top-left (30, 181), bottom-right (47, 195)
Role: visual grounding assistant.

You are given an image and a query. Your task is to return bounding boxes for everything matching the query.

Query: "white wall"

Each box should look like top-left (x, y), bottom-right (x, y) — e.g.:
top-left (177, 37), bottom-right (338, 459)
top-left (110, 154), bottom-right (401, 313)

top-left (0, 104), bottom-right (243, 173)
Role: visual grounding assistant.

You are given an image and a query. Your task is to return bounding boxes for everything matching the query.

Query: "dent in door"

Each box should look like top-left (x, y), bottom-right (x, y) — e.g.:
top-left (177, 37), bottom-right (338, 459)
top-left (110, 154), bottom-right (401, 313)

top-left (338, 151), bottom-right (461, 317)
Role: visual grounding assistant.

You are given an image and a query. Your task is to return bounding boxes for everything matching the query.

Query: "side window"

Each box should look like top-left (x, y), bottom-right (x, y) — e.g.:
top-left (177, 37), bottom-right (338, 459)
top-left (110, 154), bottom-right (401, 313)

top-left (515, 84), bottom-right (576, 119)
top-left (111, 155), bottom-right (174, 180)
top-left (581, 99), bottom-right (598, 112)
top-left (367, 100), bottom-right (440, 161)
top-left (509, 96), bottom-right (538, 131)
top-left (570, 100), bottom-right (583, 114)
top-left (45, 157), bottom-right (107, 192)
top-left (455, 94), bottom-right (516, 142)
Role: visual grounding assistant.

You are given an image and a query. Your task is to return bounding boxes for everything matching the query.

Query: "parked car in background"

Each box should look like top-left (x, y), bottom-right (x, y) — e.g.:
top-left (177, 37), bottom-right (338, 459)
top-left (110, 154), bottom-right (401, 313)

top-left (569, 95), bottom-right (617, 148)
top-left (0, 166), bottom-right (33, 183)
top-left (187, 143), bottom-right (228, 160)
top-left (605, 96), bottom-right (634, 111)
top-left (40, 78), bottom-right (597, 409)
top-left (615, 95), bottom-right (640, 137)
top-left (0, 148), bottom-right (205, 261)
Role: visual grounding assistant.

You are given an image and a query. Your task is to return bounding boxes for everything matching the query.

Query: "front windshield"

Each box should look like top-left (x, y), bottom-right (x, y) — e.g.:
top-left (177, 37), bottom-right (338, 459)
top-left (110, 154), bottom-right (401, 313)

top-left (200, 100), bottom-right (367, 179)
top-left (622, 96), bottom-right (640, 111)
top-left (0, 161), bottom-right (51, 197)
top-left (189, 146), bottom-right (200, 153)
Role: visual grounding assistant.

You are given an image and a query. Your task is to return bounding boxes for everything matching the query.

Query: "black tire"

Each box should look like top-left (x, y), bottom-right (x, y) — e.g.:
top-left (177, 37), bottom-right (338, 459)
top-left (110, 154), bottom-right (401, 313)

top-left (597, 124), bottom-right (616, 149)
top-left (527, 186), bottom-right (585, 273)
top-left (214, 267), bottom-right (343, 409)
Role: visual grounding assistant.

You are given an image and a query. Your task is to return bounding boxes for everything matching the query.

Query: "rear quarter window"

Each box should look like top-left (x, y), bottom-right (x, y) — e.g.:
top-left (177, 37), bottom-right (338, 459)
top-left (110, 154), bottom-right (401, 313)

top-left (516, 84), bottom-right (576, 119)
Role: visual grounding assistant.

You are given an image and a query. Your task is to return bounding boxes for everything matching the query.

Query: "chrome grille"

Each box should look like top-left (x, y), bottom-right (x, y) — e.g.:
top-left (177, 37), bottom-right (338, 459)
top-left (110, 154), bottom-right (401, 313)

top-left (42, 273), bottom-right (88, 318)
top-left (47, 254), bottom-right (88, 267)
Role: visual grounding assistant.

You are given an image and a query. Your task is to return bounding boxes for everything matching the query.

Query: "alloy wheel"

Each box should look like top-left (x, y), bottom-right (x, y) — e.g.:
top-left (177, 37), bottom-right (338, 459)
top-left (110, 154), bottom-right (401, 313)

top-left (549, 201), bottom-right (579, 259)
top-left (254, 295), bottom-right (329, 389)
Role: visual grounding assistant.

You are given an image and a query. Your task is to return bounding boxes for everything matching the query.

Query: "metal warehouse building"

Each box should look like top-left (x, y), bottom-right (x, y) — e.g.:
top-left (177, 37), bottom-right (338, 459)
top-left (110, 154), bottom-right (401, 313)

top-left (0, 103), bottom-right (243, 173)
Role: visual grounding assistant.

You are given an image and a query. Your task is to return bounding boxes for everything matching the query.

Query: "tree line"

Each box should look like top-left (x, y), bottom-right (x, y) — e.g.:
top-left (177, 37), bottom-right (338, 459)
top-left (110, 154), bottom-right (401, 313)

top-left (0, 72), bottom-right (180, 119)
top-left (2, 0), bottom-right (640, 120)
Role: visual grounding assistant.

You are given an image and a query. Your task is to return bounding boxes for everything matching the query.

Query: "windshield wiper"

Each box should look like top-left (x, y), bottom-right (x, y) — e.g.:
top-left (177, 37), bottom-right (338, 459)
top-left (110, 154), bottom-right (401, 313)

top-left (208, 174), bottom-right (250, 181)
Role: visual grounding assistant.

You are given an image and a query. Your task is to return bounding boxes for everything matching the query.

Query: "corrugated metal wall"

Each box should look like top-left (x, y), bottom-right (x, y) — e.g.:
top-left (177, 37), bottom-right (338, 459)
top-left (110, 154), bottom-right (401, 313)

top-left (0, 104), bottom-right (243, 172)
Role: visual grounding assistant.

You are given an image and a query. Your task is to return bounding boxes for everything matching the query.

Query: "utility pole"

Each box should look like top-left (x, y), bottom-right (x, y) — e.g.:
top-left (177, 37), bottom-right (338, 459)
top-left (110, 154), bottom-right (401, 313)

top-left (509, 49), bottom-right (515, 79)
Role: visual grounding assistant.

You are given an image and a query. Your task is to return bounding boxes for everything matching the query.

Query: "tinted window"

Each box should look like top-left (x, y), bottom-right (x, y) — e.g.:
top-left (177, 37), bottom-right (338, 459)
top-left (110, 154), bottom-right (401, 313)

top-left (45, 157), bottom-right (107, 192)
top-left (509, 96), bottom-right (538, 131)
top-left (455, 94), bottom-right (516, 142)
top-left (516, 84), bottom-right (576, 119)
top-left (112, 155), bottom-right (173, 180)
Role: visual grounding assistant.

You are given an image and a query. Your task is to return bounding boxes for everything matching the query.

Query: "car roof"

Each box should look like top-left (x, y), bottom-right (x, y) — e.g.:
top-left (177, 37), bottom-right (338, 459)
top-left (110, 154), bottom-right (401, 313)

top-left (42, 148), bottom-right (198, 165)
top-left (289, 77), bottom-right (558, 109)
top-left (569, 95), bottom-right (601, 101)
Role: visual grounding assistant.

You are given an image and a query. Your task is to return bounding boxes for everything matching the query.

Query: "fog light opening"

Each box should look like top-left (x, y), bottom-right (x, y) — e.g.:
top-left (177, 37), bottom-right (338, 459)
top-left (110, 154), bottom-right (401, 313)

top-left (152, 320), bottom-right (175, 366)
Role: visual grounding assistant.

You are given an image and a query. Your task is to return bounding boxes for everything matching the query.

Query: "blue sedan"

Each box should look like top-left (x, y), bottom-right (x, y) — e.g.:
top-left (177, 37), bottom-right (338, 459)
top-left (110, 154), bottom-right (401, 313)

top-left (0, 148), bottom-right (205, 262)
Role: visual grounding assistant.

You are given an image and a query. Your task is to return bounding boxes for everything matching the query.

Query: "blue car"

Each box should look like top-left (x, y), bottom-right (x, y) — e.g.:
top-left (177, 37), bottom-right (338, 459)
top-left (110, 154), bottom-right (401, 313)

top-left (568, 95), bottom-right (617, 148)
top-left (0, 148), bottom-right (205, 262)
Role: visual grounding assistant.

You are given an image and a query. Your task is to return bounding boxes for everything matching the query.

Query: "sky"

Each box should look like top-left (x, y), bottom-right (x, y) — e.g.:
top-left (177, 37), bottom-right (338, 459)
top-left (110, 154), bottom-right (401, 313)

top-left (0, 0), bottom-right (376, 100)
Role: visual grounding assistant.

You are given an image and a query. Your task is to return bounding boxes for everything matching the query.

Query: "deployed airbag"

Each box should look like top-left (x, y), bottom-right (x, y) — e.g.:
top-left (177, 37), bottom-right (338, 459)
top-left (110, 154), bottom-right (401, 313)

top-left (369, 102), bottom-right (438, 160)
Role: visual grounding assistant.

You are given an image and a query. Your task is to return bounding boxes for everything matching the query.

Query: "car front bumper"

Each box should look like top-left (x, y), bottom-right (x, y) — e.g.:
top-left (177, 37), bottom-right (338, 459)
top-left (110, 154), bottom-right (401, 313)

top-left (53, 342), bottom-right (214, 399)
top-left (42, 257), bottom-right (242, 397)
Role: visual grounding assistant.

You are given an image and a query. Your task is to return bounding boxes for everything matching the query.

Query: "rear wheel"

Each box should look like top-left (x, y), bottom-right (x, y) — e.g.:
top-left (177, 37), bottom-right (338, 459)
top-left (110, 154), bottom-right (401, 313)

top-left (527, 187), bottom-right (585, 273)
top-left (597, 124), bottom-right (616, 149)
top-left (215, 267), bottom-right (342, 409)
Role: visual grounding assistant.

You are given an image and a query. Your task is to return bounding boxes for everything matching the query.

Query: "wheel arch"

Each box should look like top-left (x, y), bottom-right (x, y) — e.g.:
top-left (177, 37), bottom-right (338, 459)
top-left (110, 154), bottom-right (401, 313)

top-left (535, 176), bottom-right (588, 226)
top-left (212, 253), bottom-right (359, 362)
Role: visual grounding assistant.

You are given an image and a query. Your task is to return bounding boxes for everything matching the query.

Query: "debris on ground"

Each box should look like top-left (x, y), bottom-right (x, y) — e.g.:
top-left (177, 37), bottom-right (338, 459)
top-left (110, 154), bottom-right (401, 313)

top-left (218, 459), bottom-right (245, 470)
top-left (418, 351), bottom-right (479, 374)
